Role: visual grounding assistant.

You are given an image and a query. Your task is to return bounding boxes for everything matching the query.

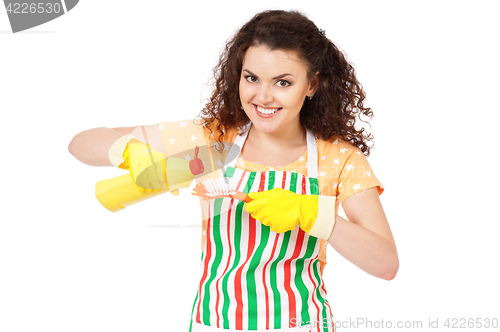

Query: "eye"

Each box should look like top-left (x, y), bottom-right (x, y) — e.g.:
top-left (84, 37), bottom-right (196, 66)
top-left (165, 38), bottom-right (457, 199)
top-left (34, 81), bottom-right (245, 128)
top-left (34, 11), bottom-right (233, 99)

top-left (245, 75), bottom-right (258, 83)
top-left (276, 80), bottom-right (291, 87)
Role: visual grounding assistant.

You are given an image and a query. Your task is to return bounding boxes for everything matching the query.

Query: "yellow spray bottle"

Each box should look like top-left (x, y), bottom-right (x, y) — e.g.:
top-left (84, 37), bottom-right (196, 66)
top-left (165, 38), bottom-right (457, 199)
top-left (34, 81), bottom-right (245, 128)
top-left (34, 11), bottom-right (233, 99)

top-left (95, 146), bottom-right (204, 212)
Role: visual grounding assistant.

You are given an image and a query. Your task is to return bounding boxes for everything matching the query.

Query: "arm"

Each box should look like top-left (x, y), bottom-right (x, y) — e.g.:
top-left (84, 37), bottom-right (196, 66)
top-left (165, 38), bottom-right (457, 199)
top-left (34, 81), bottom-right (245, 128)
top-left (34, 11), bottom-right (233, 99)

top-left (68, 125), bottom-right (165, 166)
top-left (327, 187), bottom-right (399, 280)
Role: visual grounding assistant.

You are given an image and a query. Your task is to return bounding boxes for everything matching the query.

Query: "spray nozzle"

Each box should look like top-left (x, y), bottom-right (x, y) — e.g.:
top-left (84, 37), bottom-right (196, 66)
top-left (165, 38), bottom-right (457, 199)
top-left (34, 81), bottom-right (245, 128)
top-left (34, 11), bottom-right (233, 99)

top-left (189, 146), bottom-right (204, 175)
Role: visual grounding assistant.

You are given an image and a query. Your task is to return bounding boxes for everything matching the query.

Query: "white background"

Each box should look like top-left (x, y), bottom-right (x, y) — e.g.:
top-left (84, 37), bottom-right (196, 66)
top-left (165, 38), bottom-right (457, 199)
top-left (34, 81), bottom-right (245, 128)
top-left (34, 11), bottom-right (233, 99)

top-left (1, 1), bottom-right (499, 331)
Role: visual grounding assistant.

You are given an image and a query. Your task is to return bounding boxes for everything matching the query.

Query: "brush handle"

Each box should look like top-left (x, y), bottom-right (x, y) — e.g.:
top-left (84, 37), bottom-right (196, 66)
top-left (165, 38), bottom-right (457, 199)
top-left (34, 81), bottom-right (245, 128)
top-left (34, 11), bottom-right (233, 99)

top-left (233, 191), bottom-right (252, 203)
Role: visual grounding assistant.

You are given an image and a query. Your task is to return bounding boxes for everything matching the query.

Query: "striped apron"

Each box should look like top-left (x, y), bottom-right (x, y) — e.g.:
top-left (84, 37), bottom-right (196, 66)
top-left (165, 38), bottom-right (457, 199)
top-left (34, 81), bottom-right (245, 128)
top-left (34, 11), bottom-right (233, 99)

top-left (189, 127), bottom-right (335, 332)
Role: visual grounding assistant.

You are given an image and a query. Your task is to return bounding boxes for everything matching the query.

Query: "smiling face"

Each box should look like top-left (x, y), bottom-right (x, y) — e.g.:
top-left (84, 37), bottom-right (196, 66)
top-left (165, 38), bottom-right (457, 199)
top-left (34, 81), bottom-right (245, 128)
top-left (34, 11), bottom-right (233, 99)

top-left (239, 45), bottom-right (317, 139)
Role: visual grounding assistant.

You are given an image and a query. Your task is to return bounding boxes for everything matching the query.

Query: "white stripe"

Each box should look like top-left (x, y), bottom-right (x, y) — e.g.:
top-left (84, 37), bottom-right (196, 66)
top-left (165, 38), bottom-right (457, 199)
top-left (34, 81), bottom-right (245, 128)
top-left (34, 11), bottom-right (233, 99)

top-left (290, 231), bottom-right (304, 322)
top-left (227, 196), bottom-right (243, 328)
top-left (214, 196), bottom-right (236, 326)
top-left (273, 231), bottom-right (289, 328)
top-left (299, 238), bottom-right (319, 319)
top-left (281, 226), bottom-right (300, 327)
top-left (307, 260), bottom-right (322, 332)
top-left (262, 231), bottom-right (279, 328)
top-left (239, 199), bottom-right (250, 330)
top-left (207, 199), bottom-right (219, 327)
top-left (284, 171), bottom-right (292, 192)
top-left (306, 129), bottom-right (318, 178)
top-left (304, 176), bottom-right (311, 195)
top-left (275, 171), bottom-right (284, 190)
top-left (292, 231), bottom-right (317, 324)
top-left (228, 169), bottom-right (251, 329)
top-left (193, 165), bottom-right (334, 331)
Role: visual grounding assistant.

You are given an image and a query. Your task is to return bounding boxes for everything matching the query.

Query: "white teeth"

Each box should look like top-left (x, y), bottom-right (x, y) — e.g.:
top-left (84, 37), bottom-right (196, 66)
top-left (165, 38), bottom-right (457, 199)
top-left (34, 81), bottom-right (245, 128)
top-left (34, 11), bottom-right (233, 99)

top-left (256, 105), bottom-right (280, 115)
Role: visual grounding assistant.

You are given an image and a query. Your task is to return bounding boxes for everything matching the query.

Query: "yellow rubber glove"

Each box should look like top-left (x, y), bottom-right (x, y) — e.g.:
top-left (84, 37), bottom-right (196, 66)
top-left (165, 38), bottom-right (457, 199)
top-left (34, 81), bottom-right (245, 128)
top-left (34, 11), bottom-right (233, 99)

top-left (118, 138), bottom-right (169, 192)
top-left (245, 188), bottom-right (337, 240)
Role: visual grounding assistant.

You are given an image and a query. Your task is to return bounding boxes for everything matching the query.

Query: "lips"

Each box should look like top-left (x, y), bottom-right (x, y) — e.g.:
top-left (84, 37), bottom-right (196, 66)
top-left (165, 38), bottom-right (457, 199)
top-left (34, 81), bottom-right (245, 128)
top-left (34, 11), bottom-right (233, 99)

top-left (254, 104), bottom-right (282, 117)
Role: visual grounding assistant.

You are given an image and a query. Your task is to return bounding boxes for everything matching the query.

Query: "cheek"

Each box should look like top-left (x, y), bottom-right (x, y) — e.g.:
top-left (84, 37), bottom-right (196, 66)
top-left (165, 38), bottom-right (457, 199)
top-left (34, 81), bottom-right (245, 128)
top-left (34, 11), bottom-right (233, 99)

top-left (239, 83), bottom-right (255, 104)
top-left (280, 88), bottom-right (306, 109)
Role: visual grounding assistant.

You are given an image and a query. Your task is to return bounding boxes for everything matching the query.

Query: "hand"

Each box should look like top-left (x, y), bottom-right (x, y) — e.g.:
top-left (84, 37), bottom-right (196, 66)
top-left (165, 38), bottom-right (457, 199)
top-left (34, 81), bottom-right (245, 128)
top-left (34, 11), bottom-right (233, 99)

top-left (244, 188), bottom-right (337, 240)
top-left (120, 139), bottom-right (168, 191)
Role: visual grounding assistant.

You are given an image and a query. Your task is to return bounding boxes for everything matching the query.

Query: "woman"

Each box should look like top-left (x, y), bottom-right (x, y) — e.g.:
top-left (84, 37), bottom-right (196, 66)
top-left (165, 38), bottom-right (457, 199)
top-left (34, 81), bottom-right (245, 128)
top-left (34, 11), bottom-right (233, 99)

top-left (69, 10), bottom-right (398, 332)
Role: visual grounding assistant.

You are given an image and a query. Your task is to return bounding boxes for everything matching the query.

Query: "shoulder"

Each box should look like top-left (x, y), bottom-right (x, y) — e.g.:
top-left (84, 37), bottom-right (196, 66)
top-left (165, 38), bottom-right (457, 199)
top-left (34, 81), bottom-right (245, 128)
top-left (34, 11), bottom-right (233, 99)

top-left (317, 135), bottom-right (364, 161)
top-left (318, 136), bottom-right (384, 203)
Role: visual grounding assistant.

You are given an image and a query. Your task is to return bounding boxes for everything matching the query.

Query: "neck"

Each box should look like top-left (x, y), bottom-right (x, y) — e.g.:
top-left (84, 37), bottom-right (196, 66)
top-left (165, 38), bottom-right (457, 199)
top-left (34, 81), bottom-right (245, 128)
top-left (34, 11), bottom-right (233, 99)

top-left (247, 122), bottom-right (307, 148)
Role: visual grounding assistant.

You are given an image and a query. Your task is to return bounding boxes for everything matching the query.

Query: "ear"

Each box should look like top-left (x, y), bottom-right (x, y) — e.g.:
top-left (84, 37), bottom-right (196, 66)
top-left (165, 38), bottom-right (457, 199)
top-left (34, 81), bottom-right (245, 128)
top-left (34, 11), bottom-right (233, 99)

top-left (308, 71), bottom-right (320, 96)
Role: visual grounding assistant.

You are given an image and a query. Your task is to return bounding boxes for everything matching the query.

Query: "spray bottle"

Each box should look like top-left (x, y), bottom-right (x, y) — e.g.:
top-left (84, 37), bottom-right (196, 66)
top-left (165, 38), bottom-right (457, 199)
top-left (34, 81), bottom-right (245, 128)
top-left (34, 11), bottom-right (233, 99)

top-left (95, 146), bottom-right (204, 212)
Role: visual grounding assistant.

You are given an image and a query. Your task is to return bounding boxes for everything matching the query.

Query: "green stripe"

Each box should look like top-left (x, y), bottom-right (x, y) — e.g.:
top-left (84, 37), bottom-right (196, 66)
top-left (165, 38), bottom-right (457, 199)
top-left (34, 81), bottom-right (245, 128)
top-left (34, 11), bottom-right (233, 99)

top-left (295, 235), bottom-right (317, 324)
top-left (221, 171), bottom-right (256, 329)
top-left (189, 239), bottom-right (207, 332)
top-left (188, 251), bottom-right (205, 332)
top-left (289, 171), bottom-right (298, 193)
top-left (289, 173), bottom-right (298, 195)
top-left (247, 220), bottom-right (270, 329)
top-left (242, 171), bottom-right (255, 194)
top-left (312, 260), bottom-right (330, 332)
top-left (198, 170), bottom-right (325, 330)
top-left (223, 166), bottom-right (236, 178)
top-left (241, 170), bottom-right (276, 328)
top-left (268, 171), bottom-right (275, 190)
top-left (188, 290), bottom-right (199, 332)
top-left (270, 231), bottom-right (291, 329)
top-left (265, 171), bottom-right (277, 327)
top-left (202, 198), bottom-right (224, 325)
top-left (310, 177), bottom-right (319, 195)
top-left (306, 177), bottom-right (322, 327)
top-left (221, 200), bottom-right (243, 329)
top-left (288, 173), bottom-right (313, 325)
top-left (246, 172), bottom-right (268, 329)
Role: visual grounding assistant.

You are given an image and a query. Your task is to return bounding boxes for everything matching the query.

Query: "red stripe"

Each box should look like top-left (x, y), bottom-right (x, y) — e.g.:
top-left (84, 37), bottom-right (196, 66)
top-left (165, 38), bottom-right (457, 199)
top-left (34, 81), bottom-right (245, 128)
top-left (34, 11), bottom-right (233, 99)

top-left (214, 171), bottom-right (248, 328)
top-left (301, 174), bottom-right (307, 194)
top-left (257, 171), bottom-right (266, 196)
top-left (235, 171), bottom-right (248, 195)
top-left (307, 256), bottom-right (322, 332)
top-left (234, 172), bottom-right (256, 330)
top-left (235, 172), bottom-right (264, 329)
top-left (262, 234), bottom-right (279, 329)
top-left (321, 281), bottom-right (335, 331)
top-left (284, 230), bottom-right (305, 327)
top-left (253, 173), bottom-right (267, 326)
top-left (234, 221), bottom-right (257, 329)
top-left (282, 171), bottom-right (287, 189)
top-left (251, 171), bottom-right (274, 329)
top-left (214, 198), bottom-right (233, 327)
top-left (196, 201), bottom-right (213, 324)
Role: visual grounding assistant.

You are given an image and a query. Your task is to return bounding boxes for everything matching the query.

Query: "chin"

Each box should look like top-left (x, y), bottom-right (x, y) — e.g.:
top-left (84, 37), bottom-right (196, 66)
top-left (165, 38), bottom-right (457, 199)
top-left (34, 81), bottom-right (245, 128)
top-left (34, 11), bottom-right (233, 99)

top-left (252, 122), bottom-right (281, 134)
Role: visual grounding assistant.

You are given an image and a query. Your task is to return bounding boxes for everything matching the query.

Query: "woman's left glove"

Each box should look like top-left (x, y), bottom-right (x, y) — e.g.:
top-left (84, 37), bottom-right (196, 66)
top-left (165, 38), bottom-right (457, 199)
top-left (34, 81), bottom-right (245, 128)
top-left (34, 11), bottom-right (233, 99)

top-left (108, 134), bottom-right (168, 192)
top-left (244, 188), bottom-right (337, 240)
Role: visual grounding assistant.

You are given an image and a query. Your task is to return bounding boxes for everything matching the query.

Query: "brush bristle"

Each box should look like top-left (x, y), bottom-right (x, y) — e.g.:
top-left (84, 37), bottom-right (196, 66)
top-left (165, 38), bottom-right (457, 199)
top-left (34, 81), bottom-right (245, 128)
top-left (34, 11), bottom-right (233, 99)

top-left (198, 178), bottom-right (236, 197)
top-left (192, 178), bottom-right (252, 203)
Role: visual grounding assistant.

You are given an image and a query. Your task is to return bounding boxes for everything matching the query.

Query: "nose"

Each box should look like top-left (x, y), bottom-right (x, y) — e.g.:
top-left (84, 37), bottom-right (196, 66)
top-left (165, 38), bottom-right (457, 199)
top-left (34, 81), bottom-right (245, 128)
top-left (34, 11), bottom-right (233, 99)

top-left (257, 84), bottom-right (273, 105)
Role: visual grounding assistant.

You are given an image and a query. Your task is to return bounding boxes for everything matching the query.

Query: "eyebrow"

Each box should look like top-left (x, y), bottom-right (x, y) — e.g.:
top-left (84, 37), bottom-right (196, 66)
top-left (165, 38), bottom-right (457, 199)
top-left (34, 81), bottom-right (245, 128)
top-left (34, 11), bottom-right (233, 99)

top-left (243, 69), bottom-right (293, 80)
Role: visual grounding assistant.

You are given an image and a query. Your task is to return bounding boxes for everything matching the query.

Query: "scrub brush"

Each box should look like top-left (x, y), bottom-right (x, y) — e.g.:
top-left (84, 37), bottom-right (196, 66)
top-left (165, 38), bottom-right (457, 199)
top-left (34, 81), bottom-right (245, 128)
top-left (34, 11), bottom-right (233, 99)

top-left (192, 178), bottom-right (252, 203)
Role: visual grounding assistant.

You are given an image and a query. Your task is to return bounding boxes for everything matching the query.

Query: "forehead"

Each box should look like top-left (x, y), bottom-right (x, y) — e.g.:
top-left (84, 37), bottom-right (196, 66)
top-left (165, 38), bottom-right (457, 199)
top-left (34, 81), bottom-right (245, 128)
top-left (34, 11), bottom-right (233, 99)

top-left (241, 45), bottom-right (309, 76)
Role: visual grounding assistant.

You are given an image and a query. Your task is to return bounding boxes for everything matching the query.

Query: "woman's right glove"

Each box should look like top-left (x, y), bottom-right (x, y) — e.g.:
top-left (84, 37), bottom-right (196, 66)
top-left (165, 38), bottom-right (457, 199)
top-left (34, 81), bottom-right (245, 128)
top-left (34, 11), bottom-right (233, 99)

top-left (245, 188), bottom-right (336, 240)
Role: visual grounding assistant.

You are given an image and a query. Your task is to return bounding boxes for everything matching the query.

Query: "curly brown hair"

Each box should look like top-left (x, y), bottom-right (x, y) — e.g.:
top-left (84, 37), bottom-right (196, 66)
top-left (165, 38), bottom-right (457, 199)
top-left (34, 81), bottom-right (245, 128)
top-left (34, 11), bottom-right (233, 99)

top-left (198, 10), bottom-right (374, 156)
